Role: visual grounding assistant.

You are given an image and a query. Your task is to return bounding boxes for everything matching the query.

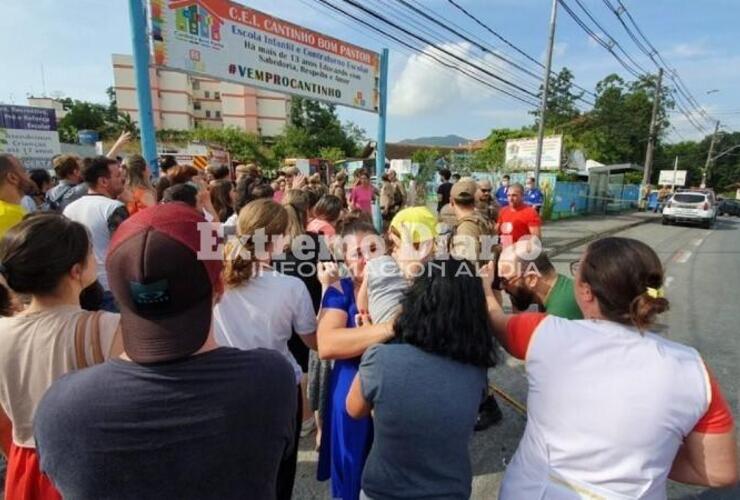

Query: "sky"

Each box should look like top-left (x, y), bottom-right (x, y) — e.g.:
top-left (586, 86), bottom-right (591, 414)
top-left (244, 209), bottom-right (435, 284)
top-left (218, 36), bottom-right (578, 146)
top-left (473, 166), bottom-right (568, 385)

top-left (1, 0), bottom-right (739, 143)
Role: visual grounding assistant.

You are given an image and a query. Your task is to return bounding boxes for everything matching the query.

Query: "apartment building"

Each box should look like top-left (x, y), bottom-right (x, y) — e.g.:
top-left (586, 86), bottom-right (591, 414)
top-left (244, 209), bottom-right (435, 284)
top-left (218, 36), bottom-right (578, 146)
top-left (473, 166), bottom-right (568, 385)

top-left (112, 54), bottom-right (290, 136)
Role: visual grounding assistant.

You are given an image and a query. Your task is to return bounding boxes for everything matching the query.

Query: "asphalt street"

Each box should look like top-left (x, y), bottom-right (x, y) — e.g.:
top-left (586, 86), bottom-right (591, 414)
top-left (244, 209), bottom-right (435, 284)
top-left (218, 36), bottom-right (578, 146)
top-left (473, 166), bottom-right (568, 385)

top-left (294, 215), bottom-right (740, 499)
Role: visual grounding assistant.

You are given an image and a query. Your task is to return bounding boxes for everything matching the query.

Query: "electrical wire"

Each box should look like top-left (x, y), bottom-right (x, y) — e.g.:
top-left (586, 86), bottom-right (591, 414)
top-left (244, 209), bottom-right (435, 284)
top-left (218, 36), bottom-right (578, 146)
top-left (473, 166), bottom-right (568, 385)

top-left (445, 0), bottom-right (597, 100)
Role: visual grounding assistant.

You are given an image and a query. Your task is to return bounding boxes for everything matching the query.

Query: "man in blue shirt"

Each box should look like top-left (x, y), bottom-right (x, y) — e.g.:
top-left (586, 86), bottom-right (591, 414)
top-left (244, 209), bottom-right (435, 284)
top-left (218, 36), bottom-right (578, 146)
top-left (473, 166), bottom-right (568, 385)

top-left (524, 177), bottom-right (544, 213)
top-left (495, 174), bottom-right (510, 207)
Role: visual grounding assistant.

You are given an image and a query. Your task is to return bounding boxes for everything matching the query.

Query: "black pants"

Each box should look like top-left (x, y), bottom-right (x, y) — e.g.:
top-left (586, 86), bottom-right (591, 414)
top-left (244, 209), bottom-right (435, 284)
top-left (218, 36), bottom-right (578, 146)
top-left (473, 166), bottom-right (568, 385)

top-left (276, 384), bottom-right (302, 500)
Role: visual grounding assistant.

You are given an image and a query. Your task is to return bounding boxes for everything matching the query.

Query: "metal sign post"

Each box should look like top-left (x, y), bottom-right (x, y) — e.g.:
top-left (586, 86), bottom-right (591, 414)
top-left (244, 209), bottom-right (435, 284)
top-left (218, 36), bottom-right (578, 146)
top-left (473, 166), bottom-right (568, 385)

top-left (128, 0), bottom-right (159, 176)
top-left (373, 48), bottom-right (389, 232)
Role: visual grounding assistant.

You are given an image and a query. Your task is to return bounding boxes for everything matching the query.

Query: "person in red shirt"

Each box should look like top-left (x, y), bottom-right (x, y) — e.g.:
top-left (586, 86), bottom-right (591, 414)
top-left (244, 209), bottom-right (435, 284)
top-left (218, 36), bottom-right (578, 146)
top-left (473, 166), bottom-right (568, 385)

top-left (496, 183), bottom-right (541, 247)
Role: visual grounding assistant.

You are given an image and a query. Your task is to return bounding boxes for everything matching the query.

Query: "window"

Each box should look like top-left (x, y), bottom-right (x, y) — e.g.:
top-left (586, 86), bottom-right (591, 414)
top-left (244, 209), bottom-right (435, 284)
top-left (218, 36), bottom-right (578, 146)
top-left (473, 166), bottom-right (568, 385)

top-left (204, 90), bottom-right (210, 99)
top-left (194, 101), bottom-right (202, 111)
top-left (215, 91), bottom-right (220, 100)
top-left (205, 110), bottom-right (211, 118)
top-left (192, 80), bottom-right (200, 90)
top-left (215, 110), bottom-right (221, 118)
top-left (673, 194), bottom-right (706, 204)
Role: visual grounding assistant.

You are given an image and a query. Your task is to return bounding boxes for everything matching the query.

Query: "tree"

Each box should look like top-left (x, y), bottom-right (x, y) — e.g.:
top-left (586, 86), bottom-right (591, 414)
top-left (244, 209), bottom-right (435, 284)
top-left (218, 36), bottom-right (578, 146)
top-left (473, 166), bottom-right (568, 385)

top-left (273, 97), bottom-right (366, 159)
top-left (319, 147), bottom-right (346, 163)
top-left (531, 68), bottom-right (583, 130)
top-left (190, 127), bottom-right (276, 170)
top-left (57, 100), bottom-right (108, 143)
top-left (572, 73), bottom-right (674, 165)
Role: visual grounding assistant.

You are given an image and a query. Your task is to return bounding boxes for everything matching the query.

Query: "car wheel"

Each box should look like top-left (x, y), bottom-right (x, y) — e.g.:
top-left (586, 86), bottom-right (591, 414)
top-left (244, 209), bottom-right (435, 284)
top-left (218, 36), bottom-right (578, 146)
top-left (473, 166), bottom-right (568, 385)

top-left (662, 217), bottom-right (669, 225)
top-left (703, 220), bottom-right (712, 229)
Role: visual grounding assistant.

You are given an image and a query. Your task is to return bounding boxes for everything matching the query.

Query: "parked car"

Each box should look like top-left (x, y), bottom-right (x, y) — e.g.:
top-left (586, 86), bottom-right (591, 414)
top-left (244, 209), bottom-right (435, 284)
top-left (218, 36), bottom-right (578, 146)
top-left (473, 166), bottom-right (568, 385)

top-left (662, 191), bottom-right (717, 228)
top-left (718, 198), bottom-right (740, 217)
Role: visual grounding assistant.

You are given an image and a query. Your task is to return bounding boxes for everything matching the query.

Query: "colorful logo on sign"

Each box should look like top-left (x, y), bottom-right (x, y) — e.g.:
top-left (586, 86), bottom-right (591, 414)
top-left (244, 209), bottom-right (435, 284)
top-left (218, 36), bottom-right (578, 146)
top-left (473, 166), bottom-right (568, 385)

top-left (173, 2), bottom-right (222, 42)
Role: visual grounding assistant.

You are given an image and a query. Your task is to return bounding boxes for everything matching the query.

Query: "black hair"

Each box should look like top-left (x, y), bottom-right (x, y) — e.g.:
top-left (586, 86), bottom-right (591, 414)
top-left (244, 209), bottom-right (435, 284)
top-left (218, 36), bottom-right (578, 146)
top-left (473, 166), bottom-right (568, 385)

top-left (29, 169), bottom-right (51, 193)
top-left (313, 195), bottom-right (343, 223)
top-left (439, 168), bottom-right (451, 181)
top-left (209, 164), bottom-right (230, 181)
top-left (502, 175), bottom-right (510, 180)
top-left (82, 156), bottom-right (117, 186)
top-left (234, 177), bottom-right (270, 214)
top-left (0, 213), bottom-right (90, 315)
top-left (210, 179), bottom-right (234, 222)
top-left (394, 258), bottom-right (496, 367)
top-left (162, 183), bottom-right (198, 208)
top-left (160, 155), bottom-right (177, 173)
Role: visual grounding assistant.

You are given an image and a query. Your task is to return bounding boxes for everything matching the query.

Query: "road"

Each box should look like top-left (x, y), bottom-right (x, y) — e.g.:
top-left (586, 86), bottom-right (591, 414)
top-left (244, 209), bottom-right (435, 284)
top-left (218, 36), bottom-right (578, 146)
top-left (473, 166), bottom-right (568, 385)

top-left (294, 215), bottom-right (740, 499)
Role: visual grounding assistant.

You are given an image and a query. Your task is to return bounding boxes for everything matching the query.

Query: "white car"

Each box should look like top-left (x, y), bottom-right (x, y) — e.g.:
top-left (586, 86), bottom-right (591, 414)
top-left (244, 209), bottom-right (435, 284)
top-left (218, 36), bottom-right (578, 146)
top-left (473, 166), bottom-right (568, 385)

top-left (662, 191), bottom-right (717, 228)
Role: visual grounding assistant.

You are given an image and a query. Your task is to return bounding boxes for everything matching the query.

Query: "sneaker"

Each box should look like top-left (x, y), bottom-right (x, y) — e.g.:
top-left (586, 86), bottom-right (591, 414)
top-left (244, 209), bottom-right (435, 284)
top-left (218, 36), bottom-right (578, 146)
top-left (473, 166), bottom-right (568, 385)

top-left (300, 416), bottom-right (316, 438)
top-left (474, 395), bottom-right (503, 432)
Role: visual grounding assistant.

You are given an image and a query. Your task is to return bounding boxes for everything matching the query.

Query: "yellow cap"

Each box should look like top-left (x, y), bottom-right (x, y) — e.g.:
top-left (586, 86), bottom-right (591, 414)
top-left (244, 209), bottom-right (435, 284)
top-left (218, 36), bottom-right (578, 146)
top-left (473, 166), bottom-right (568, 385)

top-left (390, 207), bottom-right (439, 243)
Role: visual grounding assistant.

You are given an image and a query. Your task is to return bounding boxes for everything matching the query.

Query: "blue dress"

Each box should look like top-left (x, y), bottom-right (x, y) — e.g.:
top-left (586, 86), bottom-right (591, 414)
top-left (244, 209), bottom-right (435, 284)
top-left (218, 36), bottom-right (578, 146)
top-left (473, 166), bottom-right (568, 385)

top-left (317, 278), bottom-right (374, 500)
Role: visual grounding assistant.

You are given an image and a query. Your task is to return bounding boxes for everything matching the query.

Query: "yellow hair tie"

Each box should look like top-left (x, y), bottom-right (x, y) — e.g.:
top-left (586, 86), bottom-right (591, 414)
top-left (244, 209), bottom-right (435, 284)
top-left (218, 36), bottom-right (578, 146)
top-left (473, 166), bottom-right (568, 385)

top-left (646, 287), bottom-right (665, 299)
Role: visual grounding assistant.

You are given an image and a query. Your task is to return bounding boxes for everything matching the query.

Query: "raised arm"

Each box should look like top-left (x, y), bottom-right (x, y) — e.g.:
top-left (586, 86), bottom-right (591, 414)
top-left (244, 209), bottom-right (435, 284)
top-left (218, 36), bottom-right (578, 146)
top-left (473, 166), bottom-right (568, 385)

top-left (317, 307), bottom-right (392, 360)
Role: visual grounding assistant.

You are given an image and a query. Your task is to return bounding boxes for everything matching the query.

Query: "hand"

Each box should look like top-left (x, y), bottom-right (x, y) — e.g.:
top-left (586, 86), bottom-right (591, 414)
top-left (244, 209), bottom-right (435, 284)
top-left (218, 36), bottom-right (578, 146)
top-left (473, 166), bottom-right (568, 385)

top-left (318, 261), bottom-right (340, 287)
top-left (479, 261), bottom-right (496, 295)
top-left (292, 174), bottom-right (307, 190)
top-left (115, 131), bottom-right (132, 146)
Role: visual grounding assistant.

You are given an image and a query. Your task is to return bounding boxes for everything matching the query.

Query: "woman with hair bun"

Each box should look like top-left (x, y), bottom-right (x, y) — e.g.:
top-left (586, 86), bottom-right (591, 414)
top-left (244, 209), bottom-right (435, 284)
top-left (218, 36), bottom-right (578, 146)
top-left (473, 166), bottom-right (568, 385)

top-left (0, 213), bottom-right (122, 499)
top-left (482, 237), bottom-right (737, 499)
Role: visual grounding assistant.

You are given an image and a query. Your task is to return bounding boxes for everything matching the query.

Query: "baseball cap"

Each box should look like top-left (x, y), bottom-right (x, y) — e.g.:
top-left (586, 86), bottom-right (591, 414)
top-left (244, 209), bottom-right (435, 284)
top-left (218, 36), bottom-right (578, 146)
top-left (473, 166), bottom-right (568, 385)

top-left (106, 203), bottom-right (223, 363)
top-left (450, 177), bottom-right (478, 201)
top-left (390, 207), bottom-right (439, 243)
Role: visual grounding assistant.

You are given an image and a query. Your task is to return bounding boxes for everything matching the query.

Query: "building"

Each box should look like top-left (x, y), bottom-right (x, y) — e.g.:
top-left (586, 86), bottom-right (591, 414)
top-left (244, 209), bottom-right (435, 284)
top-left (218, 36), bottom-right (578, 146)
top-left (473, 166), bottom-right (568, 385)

top-left (112, 54), bottom-right (290, 136)
top-left (26, 97), bottom-right (67, 123)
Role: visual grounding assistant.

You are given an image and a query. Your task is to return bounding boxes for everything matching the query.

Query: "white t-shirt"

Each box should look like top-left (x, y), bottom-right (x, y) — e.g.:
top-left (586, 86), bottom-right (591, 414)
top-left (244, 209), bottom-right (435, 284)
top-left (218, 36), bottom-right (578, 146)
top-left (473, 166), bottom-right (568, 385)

top-left (499, 314), bottom-right (719, 500)
top-left (63, 194), bottom-right (126, 290)
top-left (213, 269), bottom-right (317, 383)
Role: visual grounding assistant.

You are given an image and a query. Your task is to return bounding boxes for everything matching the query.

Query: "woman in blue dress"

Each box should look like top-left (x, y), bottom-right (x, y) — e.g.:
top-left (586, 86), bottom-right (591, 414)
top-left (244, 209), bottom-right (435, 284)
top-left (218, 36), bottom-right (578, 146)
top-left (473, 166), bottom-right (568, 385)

top-left (316, 219), bottom-right (394, 500)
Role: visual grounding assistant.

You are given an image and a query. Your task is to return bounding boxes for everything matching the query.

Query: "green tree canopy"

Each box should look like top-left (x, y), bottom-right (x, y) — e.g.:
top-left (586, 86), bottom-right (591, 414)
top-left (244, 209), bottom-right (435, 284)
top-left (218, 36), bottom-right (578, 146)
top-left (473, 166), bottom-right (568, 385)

top-left (273, 97), bottom-right (366, 159)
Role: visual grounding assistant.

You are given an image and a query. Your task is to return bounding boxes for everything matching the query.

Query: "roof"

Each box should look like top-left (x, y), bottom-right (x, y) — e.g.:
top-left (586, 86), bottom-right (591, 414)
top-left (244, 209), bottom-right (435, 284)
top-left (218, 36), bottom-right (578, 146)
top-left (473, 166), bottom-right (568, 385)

top-left (576, 163), bottom-right (644, 176)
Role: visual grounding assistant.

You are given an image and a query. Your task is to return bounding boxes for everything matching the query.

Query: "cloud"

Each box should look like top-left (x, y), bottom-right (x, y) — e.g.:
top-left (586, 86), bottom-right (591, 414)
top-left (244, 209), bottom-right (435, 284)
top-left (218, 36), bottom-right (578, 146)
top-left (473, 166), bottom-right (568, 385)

top-left (668, 40), bottom-right (711, 59)
top-left (388, 42), bottom-right (509, 116)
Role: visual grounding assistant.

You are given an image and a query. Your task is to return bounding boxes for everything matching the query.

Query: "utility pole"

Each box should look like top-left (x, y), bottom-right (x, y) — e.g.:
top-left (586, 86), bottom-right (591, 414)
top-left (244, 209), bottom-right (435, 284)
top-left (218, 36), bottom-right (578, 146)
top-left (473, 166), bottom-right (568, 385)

top-left (701, 120), bottom-right (720, 188)
top-left (672, 156), bottom-right (678, 193)
top-left (641, 68), bottom-right (663, 208)
top-left (534, 0), bottom-right (558, 186)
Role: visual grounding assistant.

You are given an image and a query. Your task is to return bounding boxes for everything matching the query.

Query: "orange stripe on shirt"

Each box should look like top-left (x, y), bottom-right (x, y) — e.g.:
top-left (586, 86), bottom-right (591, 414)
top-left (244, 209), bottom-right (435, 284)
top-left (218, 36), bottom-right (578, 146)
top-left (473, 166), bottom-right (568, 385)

top-left (504, 312), bottom-right (547, 360)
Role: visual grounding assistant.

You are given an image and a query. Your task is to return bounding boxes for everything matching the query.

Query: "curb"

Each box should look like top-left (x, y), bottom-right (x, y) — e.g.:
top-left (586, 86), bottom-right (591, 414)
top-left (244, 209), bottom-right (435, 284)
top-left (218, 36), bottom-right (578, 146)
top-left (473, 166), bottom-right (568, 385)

top-left (546, 217), bottom-right (656, 258)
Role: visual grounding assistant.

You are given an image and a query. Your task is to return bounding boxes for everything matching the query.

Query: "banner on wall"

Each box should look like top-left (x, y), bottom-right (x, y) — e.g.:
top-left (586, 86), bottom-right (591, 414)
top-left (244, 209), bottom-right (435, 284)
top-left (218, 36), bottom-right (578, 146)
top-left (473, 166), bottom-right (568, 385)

top-left (504, 135), bottom-right (562, 170)
top-left (0, 105), bottom-right (61, 170)
top-left (150, 0), bottom-right (380, 112)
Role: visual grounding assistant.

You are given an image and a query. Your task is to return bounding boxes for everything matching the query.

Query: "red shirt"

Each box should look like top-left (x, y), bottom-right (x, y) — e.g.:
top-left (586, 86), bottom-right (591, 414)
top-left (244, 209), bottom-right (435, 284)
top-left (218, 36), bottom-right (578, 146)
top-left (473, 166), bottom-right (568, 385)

top-left (497, 205), bottom-right (541, 246)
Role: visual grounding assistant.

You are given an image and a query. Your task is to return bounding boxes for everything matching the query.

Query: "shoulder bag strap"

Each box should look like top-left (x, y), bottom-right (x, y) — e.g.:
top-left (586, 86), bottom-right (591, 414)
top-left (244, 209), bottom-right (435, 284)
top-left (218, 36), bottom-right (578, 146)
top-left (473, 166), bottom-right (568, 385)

top-left (74, 311), bottom-right (93, 369)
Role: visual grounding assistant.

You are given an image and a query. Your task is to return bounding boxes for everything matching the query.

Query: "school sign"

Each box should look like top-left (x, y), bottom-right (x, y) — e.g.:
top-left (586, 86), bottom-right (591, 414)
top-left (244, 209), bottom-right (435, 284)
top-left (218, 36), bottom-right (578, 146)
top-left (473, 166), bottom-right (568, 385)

top-left (150, 0), bottom-right (380, 112)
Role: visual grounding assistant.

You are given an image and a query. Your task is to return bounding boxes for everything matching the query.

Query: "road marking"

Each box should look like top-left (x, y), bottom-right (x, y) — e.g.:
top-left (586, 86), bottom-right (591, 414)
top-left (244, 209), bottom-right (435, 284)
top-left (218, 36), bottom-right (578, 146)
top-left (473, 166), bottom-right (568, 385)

top-left (692, 238), bottom-right (704, 247)
top-left (665, 276), bottom-right (674, 288)
top-left (673, 250), bottom-right (692, 263)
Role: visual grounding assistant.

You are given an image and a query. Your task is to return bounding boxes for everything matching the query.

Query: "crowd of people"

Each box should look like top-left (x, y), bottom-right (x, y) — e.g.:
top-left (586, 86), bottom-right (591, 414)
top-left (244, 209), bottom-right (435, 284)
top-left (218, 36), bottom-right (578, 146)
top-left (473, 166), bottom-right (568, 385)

top-left (0, 150), bottom-right (736, 499)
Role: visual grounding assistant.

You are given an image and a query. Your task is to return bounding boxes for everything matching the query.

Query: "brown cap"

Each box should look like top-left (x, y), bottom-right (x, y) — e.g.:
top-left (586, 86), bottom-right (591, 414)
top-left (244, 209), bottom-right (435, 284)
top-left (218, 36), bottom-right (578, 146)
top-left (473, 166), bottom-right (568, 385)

top-left (106, 204), bottom-right (223, 363)
top-left (451, 177), bottom-right (478, 201)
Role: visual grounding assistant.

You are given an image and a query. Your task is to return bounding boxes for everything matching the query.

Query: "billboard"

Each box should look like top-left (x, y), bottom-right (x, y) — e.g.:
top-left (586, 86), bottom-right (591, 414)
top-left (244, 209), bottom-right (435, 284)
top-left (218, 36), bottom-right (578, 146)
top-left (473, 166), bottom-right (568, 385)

top-left (658, 170), bottom-right (687, 187)
top-left (0, 105), bottom-right (61, 170)
top-left (504, 135), bottom-right (563, 170)
top-left (150, 0), bottom-right (380, 112)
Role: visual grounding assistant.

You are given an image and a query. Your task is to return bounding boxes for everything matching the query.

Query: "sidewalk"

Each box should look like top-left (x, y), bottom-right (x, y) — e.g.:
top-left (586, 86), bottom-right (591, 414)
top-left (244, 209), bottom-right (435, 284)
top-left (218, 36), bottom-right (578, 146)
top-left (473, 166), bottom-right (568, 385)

top-left (542, 211), bottom-right (659, 256)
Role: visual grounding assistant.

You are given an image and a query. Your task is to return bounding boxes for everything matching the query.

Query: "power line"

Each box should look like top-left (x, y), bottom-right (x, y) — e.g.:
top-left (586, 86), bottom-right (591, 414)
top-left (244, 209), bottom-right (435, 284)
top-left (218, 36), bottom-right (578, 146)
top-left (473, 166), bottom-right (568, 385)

top-left (601, 0), bottom-right (715, 125)
top-left (571, 0), bottom-right (649, 75)
top-left (388, 0), bottom-right (543, 87)
top-left (445, 0), bottom-right (597, 100)
top-left (557, 0), bottom-right (643, 79)
top-left (334, 0), bottom-right (541, 99)
top-left (311, 0), bottom-right (540, 106)
top-left (370, 0), bottom-right (542, 95)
